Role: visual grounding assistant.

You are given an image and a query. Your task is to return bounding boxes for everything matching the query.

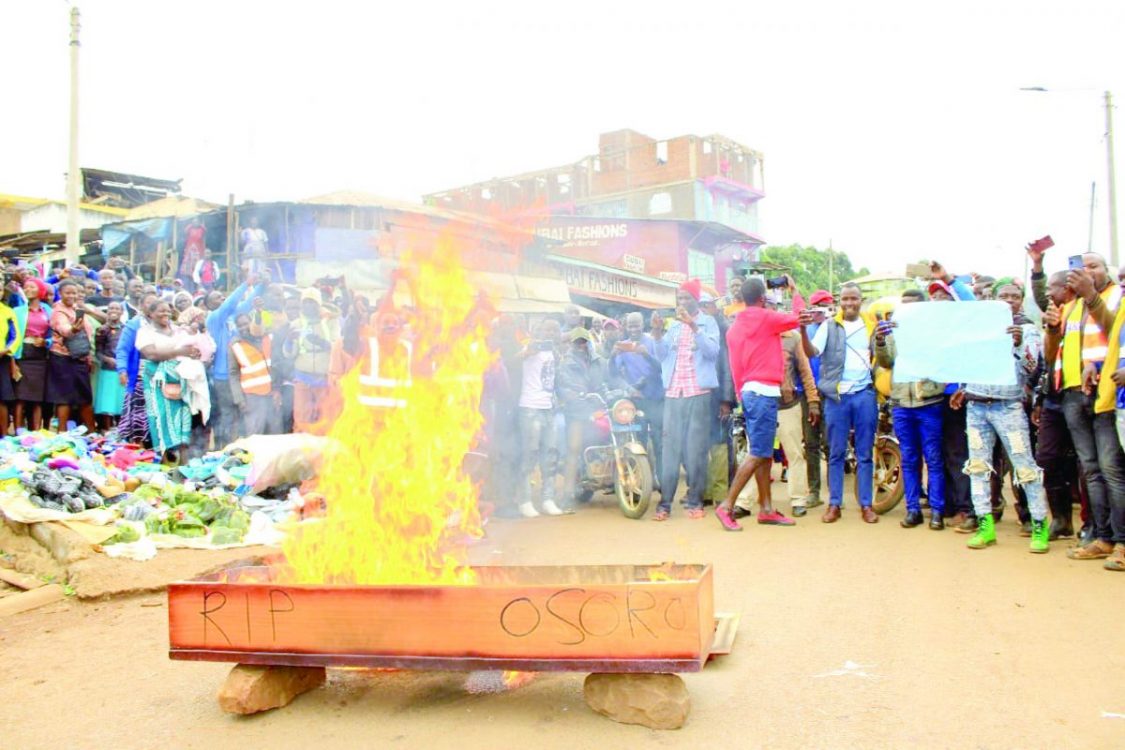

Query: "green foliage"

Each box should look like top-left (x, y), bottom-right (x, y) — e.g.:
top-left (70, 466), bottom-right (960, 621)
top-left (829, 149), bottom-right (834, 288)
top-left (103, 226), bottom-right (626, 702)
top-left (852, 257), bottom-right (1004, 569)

top-left (757, 244), bottom-right (870, 294)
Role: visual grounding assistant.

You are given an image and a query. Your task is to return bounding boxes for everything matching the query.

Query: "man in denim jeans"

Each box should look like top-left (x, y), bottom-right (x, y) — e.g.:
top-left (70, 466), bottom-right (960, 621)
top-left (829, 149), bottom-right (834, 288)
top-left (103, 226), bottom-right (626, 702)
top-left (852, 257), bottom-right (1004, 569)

top-left (652, 279), bottom-right (720, 521)
top-left (516, 319), bottom-right (562, 517)
top-left (956, 304), bottom-right (1050, 552)
top-left (1045, 259), bottom-right (1125, 561)
top-left (799, 283), bottom-right (879, 524)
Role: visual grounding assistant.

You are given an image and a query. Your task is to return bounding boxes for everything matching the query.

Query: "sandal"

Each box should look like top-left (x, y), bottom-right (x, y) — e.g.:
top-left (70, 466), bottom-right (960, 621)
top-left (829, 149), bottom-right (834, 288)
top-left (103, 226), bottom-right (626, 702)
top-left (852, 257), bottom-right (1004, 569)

top-left (1104, 545), bottom-right (1125, 571)
top-left (1066, 540), bottom-right (1114, 560)
top-left (652, 510), bottom-right (670, 522)
top-left (685, 508), bottom-right (706, 520)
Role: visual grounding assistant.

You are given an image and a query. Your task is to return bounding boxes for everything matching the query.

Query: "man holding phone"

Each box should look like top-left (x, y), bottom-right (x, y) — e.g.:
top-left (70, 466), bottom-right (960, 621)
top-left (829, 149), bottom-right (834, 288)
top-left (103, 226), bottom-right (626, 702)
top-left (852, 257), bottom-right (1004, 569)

top-left (651, 279), bottom-right (721, 521)
top-left (799, 282), bottom-right (879, 524)
top-left (1047, 254), bottom-right (1125, 561)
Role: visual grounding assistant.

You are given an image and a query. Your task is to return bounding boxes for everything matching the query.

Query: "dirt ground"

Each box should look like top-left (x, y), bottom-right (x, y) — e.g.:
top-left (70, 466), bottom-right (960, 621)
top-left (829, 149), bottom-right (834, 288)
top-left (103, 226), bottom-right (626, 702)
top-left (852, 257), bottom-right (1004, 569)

top-left (2, 487), bottom-right (1124, 750)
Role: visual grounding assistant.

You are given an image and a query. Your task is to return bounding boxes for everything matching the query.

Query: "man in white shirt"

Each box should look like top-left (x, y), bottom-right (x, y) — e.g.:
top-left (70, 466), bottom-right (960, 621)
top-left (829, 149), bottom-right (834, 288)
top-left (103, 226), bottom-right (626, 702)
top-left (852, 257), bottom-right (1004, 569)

top-left (517, 319), bottom-right (565, 517)
top-left (800, 282), bottom-right (879, 524)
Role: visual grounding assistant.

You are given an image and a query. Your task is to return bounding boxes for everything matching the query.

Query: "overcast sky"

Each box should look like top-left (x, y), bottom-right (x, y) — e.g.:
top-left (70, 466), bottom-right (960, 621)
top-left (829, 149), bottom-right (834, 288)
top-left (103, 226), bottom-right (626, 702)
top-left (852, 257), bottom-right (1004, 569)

top-left (4, 1), bottom-right (1123, 276)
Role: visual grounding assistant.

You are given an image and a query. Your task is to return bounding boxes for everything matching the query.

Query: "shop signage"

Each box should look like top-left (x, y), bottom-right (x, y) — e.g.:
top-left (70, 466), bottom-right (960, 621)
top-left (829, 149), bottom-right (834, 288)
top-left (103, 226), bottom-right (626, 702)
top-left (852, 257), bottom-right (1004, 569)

top-left (551, 260), bottom-right (676, 308)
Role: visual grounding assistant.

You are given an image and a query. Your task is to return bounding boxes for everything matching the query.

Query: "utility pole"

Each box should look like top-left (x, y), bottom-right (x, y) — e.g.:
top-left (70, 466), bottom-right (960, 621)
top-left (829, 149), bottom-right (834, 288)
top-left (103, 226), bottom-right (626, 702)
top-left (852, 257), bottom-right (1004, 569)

top-left (1106, 91), bottom-right (1119, 267)
top-left (65, 6), bottom-right (81, 262)
top-left (828, 238), bottom-right (834, 291)
top-left (1088, 181), bottom-right (1097, 253)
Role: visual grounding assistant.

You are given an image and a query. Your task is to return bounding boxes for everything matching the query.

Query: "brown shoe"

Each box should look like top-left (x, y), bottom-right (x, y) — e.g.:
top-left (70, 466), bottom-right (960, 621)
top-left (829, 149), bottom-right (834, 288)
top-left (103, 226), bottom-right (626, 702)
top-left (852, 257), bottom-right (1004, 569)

top-left (860, 506), bottom-right (879, 524)
top-left (822, 505), bottom-right (841, 523)
top-left (949, 512), bottom-right (967, 527)
top-left (1066, 539), bottom-right (1114, 560)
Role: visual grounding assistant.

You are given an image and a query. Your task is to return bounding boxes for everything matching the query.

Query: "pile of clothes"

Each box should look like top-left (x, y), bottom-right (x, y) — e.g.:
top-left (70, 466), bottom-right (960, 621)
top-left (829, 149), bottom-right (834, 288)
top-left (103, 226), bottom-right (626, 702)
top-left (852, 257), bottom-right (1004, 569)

top-left (0, 429), bottom-right (303, 550)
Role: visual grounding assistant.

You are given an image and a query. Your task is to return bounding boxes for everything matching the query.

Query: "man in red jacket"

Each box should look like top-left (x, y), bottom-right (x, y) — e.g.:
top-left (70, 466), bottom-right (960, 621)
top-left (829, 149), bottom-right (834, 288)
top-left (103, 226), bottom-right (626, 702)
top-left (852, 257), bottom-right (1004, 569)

top-left (716, 275), bottom-right (806, 531)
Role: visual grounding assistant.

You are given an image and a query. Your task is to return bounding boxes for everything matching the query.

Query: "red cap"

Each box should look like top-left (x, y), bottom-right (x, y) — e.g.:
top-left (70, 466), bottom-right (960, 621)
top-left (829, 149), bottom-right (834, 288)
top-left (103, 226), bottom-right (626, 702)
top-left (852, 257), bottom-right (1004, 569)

top-left (927, 280), bottom-right (953, 297)
top-left (679, 278), bottom-right (702, 301)
top-left (809, 290), bottom-right (834, 305)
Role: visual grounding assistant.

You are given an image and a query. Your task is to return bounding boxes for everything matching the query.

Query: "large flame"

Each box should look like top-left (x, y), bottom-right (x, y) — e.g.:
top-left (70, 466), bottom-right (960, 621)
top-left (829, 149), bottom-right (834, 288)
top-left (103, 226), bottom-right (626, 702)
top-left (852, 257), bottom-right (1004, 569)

top-left (279, 237), bottom-right (494, 586)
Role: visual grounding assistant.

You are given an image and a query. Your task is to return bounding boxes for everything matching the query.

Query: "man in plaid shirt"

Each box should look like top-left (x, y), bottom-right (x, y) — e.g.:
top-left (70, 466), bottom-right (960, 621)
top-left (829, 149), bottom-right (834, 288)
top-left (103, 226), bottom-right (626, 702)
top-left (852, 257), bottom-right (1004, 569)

top-left (651, 279), bottom-right (721, 520)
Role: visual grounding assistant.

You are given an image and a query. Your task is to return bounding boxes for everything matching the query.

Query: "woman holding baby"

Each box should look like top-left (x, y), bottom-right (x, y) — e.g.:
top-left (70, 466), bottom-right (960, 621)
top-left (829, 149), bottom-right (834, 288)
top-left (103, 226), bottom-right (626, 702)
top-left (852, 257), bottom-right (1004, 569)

top-left (135, 298), bottom-right (203, 463)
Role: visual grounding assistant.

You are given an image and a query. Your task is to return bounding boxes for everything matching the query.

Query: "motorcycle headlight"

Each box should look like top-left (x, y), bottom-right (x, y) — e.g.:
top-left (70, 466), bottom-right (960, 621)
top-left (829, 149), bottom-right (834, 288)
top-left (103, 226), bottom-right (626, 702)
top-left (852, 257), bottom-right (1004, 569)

top-left (611, 399), bottom-right (637, 425)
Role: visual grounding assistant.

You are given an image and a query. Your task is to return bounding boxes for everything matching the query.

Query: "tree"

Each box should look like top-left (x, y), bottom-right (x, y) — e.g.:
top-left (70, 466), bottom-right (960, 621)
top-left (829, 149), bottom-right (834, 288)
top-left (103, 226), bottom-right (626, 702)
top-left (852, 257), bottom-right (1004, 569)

top-left (756, 244), bottom-right (869, 294)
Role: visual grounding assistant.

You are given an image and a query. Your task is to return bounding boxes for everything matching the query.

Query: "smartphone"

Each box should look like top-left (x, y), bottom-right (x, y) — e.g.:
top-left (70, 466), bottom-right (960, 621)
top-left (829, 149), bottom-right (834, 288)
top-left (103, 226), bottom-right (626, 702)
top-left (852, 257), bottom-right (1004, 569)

top-left (1030, 236), bottom-right (1055, 254)
top-left (766, 276), bottom-right (788, 289)
top-left (534, 340), bottom-right (554, 352)
top-left (808, 307), bottom-right (829, 323)
top-left (1068, 255), bottom-right (1084, 271)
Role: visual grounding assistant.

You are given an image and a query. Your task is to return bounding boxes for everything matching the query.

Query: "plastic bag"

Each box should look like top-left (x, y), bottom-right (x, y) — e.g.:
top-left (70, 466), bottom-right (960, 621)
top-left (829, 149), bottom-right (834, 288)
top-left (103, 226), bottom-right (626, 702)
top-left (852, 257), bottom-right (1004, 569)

top-left (227, 434), bottom-right (335, 493)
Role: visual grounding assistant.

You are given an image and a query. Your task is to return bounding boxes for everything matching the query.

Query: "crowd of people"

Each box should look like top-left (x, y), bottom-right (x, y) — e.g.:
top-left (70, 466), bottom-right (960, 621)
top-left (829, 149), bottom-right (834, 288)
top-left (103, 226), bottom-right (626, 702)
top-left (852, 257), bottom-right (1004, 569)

top-left (484, 245), bottom-right (1125, 575)
top-left (0, 256), bottom-right (356, 466)
top-left (6, 242), bottom-right (1124, 574)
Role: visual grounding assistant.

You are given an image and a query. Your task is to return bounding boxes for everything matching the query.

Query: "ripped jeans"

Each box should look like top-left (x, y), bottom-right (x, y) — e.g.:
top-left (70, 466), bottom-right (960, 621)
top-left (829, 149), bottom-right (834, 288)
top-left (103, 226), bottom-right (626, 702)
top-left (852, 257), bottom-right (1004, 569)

top-left (965, 399), bottom-right (1047, 521)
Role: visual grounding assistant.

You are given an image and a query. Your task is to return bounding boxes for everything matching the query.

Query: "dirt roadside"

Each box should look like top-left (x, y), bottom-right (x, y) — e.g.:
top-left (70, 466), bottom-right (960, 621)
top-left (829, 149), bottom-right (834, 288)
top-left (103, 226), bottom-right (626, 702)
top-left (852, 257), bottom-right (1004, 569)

top-left (1, 494), bottom-right (1123, 750)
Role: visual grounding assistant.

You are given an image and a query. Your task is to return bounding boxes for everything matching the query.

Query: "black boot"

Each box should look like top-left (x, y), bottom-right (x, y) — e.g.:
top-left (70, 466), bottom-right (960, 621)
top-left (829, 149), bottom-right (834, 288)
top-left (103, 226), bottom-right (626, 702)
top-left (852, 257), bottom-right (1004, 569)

top-left (901, 510), bottom-right (924, 528)
top-left (929, 512), bottom-right (945, 530)
top-left (1045, 483), bottom-right (1074, 540)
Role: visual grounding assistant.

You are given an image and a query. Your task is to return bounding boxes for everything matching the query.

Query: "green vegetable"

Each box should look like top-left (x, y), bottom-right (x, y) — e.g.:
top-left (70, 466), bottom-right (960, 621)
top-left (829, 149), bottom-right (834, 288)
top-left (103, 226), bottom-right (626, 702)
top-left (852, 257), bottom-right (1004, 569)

top-left (107, 523), bottom-right (141, 545)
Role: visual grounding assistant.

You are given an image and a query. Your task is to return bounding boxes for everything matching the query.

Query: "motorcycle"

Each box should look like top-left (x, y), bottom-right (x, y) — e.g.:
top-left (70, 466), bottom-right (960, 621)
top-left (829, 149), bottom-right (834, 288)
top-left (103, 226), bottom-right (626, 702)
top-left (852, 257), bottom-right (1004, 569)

top-left (733, 399), bottom-right (904, 514)
top-left (576, 391), bottom-right (656, 519)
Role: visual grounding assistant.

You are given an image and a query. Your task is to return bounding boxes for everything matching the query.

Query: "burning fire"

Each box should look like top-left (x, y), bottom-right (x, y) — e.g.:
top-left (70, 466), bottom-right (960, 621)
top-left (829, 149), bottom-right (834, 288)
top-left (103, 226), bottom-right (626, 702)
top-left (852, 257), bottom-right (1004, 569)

top-left (280, 237), bottom-right (495, 586)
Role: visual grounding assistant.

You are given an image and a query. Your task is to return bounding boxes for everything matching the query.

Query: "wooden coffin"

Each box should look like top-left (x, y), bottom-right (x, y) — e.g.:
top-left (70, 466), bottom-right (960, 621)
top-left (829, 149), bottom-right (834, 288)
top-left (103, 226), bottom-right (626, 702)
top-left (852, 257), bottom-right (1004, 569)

top-left (168, 563), bottom-right (714, 673)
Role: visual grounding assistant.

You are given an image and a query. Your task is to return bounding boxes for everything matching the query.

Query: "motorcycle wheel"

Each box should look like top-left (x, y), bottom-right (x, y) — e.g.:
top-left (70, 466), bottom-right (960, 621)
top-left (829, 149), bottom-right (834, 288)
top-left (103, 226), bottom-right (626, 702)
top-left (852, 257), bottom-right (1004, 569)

top-left (732, 431), bottom-right (749, 468)
top-left (616, 453), bottom-right (654, 519)
top-left (871, 437), bottom-right (905, 514)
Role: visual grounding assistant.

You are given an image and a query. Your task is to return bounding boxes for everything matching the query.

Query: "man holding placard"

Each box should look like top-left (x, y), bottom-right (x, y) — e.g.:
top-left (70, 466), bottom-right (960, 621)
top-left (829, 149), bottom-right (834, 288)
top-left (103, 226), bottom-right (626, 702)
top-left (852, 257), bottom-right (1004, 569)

top-left (956, 297), bottom-right (1049, 552)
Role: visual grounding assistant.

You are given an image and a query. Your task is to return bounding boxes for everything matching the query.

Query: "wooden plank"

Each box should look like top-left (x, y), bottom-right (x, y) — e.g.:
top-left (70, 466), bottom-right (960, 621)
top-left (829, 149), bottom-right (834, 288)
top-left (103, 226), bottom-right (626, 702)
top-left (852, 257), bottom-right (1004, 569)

top-left (0, 567), bottom-right (44, 591)
top-left (708, 612), bottom-right (740, 657)
top-left (0, 584), bottom-right (64, 617)
top-left (168, 564), bottom-right (713, 673)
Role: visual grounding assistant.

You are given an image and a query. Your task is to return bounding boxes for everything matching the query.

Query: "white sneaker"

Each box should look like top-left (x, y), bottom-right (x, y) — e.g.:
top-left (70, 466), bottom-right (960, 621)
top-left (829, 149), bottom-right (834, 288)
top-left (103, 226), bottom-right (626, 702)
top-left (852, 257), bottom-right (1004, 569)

top-left (540, 500), bottom-right (565, 516)
top-left (518, 502), bottom-right (540, 518)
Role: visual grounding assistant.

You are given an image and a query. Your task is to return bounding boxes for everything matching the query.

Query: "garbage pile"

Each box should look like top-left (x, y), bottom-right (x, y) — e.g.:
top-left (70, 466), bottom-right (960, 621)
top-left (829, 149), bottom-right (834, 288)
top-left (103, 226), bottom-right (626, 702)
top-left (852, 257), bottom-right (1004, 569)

top-left (0, 429), bottom-right (317, 554)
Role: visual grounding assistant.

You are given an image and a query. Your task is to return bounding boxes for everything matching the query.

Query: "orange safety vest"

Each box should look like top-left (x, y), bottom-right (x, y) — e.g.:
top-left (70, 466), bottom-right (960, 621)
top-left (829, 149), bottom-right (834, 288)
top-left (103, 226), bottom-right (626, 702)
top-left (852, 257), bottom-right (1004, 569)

top-left (358, 336), bottom-right (413, 409)
top-left (231, 338), bottom-right (272, 396)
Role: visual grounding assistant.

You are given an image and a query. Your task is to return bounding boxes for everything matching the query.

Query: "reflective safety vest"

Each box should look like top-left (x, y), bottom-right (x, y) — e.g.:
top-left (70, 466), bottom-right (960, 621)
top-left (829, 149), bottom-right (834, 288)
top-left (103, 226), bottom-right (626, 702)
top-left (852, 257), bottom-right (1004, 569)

top-left (231, 338), bottom-right (272, 396)
top-left (1057, 284), bottom-right (1122, 389)
top-left (358, 337), bottom-right (413, 409)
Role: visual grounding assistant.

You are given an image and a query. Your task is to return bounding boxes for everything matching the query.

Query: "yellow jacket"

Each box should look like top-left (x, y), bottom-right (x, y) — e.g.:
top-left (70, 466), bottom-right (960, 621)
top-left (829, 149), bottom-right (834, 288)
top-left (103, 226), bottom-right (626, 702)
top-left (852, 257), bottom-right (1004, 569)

top-left (0, 303), bottom-right (23, 357)
top-left (1095, 303), bottom-right (1125, 414)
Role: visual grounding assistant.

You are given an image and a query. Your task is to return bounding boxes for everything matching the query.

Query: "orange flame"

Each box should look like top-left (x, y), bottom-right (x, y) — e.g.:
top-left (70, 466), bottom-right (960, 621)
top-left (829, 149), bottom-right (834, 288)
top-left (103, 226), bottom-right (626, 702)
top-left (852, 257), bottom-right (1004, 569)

top-left (501, 670), bottom-right (536, 689)
top-left (279, 237), bottom-right (495, 586)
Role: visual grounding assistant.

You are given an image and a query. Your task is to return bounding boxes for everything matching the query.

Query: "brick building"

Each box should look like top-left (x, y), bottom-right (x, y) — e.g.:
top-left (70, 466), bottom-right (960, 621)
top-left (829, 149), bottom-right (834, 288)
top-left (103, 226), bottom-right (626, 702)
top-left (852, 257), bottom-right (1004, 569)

top-left (425, 130), bottom-right (766, 305)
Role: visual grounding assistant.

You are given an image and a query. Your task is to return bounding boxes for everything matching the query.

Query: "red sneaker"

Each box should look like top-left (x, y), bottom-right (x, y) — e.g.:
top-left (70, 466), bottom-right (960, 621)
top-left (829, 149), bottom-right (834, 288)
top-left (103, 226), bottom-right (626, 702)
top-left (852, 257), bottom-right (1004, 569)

top-left (715, 506), bottom-right (743, 532)
top-left (757, 510), bottom-right (796, 526)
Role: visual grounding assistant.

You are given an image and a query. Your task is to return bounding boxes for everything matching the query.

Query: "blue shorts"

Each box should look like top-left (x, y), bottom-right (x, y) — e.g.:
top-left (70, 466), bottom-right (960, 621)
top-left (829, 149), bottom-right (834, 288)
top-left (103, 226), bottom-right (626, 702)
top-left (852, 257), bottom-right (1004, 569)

top-left (741, 391), bottom-right (779, 459)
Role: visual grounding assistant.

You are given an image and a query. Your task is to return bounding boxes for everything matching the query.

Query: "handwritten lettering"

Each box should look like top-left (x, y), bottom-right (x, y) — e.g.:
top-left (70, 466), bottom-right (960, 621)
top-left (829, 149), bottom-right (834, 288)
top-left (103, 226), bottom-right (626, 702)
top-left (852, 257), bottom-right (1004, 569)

top-left (626, 588), bottom-right (658, 639)
top-left (201, 591), bottom-right (232, 646)
top-left (578, 592), bottom-right (620, 637)
top-left (499, 597), bottom-right (540, 637)
top-left (268, 589), bottom-right (295, 641)
top-left (663, 597), bottom-right (686, 630)
top-left (545, 588), bottom-right (586, 646)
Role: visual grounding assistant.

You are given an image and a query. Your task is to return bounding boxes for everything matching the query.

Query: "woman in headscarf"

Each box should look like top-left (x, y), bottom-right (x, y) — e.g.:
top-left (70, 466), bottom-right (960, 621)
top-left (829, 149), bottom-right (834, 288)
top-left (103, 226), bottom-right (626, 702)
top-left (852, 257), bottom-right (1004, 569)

top-left (173, 290), bottom-right (207, 332)
top-left (12, 277), bottom-right (52, 431)
top-left (136, 298), bottom-right (202, 463)
top-left (46, 279), bottom-right (95, 432)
